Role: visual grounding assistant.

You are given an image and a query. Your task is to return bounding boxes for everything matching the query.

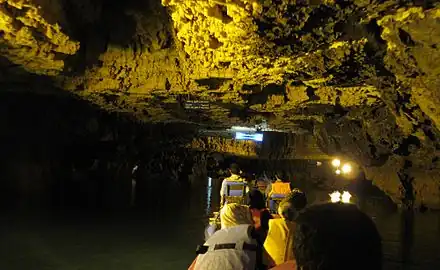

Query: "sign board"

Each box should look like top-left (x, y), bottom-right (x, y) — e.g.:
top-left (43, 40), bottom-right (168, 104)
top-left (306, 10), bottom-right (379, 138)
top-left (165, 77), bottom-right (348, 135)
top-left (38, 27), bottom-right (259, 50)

top-left (184, 100), bottom-right (210, 110)
top-left (235, 132), bottom-right (264, 142)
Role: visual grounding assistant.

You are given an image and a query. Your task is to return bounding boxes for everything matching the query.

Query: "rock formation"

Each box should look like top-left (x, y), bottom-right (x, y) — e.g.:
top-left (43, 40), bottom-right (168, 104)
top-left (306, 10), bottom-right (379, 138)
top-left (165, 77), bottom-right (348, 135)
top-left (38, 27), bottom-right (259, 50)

top-left (1, 0), bottom-right (440, 208)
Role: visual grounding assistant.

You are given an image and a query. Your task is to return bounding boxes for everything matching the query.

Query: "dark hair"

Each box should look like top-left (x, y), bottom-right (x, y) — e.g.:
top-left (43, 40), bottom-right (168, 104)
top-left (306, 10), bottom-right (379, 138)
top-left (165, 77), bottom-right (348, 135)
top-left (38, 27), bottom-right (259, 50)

top-left (274, 170), bottom-right (285, 180)
top-left (247, 189), bottom-right (265, 210)
top-left (229, 163), bottom-right (240, 175)
top-left (294, 203), bottom-right (382, 270)
top-left (288, 189), bottom-right (308, 211)
top-left (278, 189), bottom-right (307, 220)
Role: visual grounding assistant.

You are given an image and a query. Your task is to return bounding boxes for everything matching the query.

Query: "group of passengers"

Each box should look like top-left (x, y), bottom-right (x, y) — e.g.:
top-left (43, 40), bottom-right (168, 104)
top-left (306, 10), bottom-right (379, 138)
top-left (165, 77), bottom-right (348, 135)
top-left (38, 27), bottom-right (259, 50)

top-left (189, 164), bottom-right (382, 270)
top-left (220, 164), bottom-right (291, 210)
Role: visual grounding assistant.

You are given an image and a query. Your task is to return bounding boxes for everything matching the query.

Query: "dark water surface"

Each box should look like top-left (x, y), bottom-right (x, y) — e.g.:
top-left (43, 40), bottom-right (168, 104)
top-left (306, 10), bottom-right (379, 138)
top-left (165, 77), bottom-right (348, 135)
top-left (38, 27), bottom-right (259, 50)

top-left (1, 180), bottom-right (440, 270)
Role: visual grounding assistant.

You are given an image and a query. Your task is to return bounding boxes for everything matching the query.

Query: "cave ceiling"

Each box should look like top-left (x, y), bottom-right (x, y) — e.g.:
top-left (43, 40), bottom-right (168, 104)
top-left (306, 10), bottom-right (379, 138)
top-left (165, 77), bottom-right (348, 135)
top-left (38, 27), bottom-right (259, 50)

top-left (0, 0), bottom-right (420, 128)
top-left (1, 0), bottom-right (440, 139)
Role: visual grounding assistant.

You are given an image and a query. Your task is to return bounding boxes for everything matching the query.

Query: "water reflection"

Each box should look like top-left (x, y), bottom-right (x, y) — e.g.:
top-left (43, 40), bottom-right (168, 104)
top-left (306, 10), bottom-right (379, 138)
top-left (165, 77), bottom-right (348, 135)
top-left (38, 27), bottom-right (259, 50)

top-left (205, 177), bottom-right (213, 215)
top-left (400, 211), bottom-right (414, 268)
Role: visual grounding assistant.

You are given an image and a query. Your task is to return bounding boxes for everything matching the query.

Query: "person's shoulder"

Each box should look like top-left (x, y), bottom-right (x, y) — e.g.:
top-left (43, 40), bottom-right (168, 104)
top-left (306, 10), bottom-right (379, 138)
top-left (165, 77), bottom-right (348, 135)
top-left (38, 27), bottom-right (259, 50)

top-left (261, 209), bottom-right (272, 216)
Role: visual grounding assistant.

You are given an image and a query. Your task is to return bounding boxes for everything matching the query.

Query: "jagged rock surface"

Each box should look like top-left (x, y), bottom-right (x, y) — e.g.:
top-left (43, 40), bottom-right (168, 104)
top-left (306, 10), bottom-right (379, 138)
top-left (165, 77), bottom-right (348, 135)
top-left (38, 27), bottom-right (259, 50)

top-left (190, 132), bottom-right (329, 159)
top-left (1, 0), bottom-right (440, 208)
top-left (0, 0), bottom-right (79, 75)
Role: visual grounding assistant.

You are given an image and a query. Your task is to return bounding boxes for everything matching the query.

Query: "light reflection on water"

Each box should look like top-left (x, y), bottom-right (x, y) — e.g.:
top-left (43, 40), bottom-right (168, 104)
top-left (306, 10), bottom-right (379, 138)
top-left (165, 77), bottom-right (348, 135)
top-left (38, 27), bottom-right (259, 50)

top-left (205, 177), bottom-right (213, 215)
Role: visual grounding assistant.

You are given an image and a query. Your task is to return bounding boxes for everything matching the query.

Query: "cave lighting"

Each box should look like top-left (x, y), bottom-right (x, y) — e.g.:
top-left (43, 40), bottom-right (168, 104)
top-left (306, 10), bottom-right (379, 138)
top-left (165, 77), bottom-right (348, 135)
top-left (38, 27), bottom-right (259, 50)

top-left (335, 169), bottom-right (341, 175)
top-left (330, 191), bottom-right (352, 204)
top-left (331, 159), bottom-right (341, 167)
top-left (231, 126), bottom-right (257, 132)
top-left (316, 161), bottom-right (322, 166)
top-left (341, 191), bottom-right (352, 203)
top-left (341, 164), bottom-right (352, 174)
top-left (330, 191), bottom-right (342, 203)
top-left (235, 132), bottom-right (263, 142)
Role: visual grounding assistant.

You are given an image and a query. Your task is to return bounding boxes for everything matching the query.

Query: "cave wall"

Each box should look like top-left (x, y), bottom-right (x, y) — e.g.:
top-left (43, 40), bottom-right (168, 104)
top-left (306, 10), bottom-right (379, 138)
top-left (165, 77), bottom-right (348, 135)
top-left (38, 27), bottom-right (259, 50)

top-left (314, 104), bottom-right (440, 209)
top-left (1, 1), bottom-right (440, 209)
top-left (190, 132), bottom-right (331, 159)
top-left (0, 91), bottom-right (206, 210)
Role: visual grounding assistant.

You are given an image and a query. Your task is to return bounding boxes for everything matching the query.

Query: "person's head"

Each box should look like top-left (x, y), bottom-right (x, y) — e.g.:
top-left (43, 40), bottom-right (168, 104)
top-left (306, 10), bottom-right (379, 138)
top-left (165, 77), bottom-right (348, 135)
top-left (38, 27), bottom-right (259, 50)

top-left (274, 170), bottom-right (284, 181)
top-left (220, 203), bottom-right (253, 229)
top-left (256, 179), bottom-right (267, 189)
top-left (278, 189), bottom-right (307, 221)
top-left (288, 189), bottom-right (308, 211)
top-left (229, 163), bottom-right (240, 175)
top-left (247, 189), bottom-right (266, 210)
top-left (294, 203), bottom-right (382, 270)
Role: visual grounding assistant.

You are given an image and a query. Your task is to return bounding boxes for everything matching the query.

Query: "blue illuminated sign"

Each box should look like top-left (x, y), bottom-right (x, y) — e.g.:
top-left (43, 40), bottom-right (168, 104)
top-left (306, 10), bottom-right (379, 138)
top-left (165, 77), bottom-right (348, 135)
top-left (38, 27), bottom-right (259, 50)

top-left (235, 132), bottom-right (263, 142)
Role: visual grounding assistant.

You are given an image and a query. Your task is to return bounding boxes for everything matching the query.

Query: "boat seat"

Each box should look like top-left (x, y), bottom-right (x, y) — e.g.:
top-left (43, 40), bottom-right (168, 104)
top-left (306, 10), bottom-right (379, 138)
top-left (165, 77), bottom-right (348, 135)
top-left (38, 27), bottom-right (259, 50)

top-left (225, 181), bottom-right (247, 197)
top-left (223, 181), bottom-right (247, 205)
top-left (268, 194), bottom-right (288, 213)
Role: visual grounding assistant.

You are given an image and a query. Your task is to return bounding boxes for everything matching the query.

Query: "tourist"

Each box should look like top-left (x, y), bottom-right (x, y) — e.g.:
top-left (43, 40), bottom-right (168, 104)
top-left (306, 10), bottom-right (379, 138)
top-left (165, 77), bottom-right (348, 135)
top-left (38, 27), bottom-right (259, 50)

top-left (220, 163), bottom-right (248, 205)
top-left (271, 203), bottom-right (382, 270)
top-left (255, 178), bottom-right (269, 196)
top-left (267, 171), bottom-right (292, 212)
top-left (189, 203), bottom-right (257, 270)
top-left (264, 190), bottom-right (307, 267)
top-left (246, 189), bottom-right (273, 242)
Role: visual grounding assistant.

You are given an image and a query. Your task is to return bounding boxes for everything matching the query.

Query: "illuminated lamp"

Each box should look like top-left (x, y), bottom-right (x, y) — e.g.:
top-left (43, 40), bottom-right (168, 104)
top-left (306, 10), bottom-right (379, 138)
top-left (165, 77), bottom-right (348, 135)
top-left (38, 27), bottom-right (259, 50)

top-left (342, 164), bottom-right (352, 174)
top-left (341, 191), bottom-right (352, 203)
top-left (330, 191), bottom-right (341, 203)
top-left (332, 159), bottom-right (341, 167)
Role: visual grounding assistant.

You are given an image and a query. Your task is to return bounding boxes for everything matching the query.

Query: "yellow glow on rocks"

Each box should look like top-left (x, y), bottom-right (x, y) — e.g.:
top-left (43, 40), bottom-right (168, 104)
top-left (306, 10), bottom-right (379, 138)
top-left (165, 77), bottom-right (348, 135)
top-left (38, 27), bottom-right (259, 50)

top-left (0, 0), bottom-right (79, 75)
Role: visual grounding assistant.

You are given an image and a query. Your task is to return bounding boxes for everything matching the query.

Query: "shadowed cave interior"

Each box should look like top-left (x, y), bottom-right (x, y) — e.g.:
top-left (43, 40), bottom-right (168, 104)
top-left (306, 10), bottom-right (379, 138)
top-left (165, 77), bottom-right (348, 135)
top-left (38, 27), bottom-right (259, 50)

top-left (1, 0), bottom-right (440, 269)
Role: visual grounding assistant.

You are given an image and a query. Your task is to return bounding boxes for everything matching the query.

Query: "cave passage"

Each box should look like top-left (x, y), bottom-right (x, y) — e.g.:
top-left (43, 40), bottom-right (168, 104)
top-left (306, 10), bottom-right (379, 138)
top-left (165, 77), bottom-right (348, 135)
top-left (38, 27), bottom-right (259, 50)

top-left (0, 92), bottom-right (439, 270)
top-left (2, 0), bottom-right (440, 268)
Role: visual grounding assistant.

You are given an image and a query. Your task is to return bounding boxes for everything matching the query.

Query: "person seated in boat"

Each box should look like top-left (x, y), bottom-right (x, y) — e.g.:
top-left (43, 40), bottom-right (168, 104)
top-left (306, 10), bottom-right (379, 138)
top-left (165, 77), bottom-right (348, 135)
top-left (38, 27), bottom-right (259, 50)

top-left (267, 172), bottom-right (292, 212)
top-left (255, 178), bottom-right (269, 197)
top-left (189, 203), bottom-right (258, 270)
top-left (246, 189), bottom-right (273, 243)
top-left (220, 163), bottom-right (249, 206)
top-left (271, 203), bottom-right (382, 270)
top-left (264, 189), bottom-right (307, 267)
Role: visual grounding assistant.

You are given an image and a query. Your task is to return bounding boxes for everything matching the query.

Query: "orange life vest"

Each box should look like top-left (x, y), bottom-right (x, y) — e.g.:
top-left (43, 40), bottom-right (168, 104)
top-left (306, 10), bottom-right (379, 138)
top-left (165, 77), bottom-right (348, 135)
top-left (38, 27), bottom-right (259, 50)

top-left (270, 181), bottom-right (291, 195)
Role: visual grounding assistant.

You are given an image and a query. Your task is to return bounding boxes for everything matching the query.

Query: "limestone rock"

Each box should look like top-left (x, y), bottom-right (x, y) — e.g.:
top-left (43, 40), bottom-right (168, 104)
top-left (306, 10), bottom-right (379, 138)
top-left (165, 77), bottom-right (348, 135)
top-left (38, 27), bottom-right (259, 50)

top-left (1, 1), bottom-right (440, 208)
top-left (0, 0), bottom-right (79, 75)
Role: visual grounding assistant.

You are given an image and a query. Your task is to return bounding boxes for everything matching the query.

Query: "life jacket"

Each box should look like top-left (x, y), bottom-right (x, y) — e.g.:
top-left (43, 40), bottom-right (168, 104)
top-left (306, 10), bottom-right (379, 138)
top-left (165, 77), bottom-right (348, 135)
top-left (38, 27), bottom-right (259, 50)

top-left (269, 181), bottom-right (291, 198)
top-left (264, 219), bottom-right (296, 266)
top-left (225, 181), bottom-right (247, 197)
top-left (194, 224), bottom-right (257, 270)
top-left (221, 175), bottom-right (247, 196)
